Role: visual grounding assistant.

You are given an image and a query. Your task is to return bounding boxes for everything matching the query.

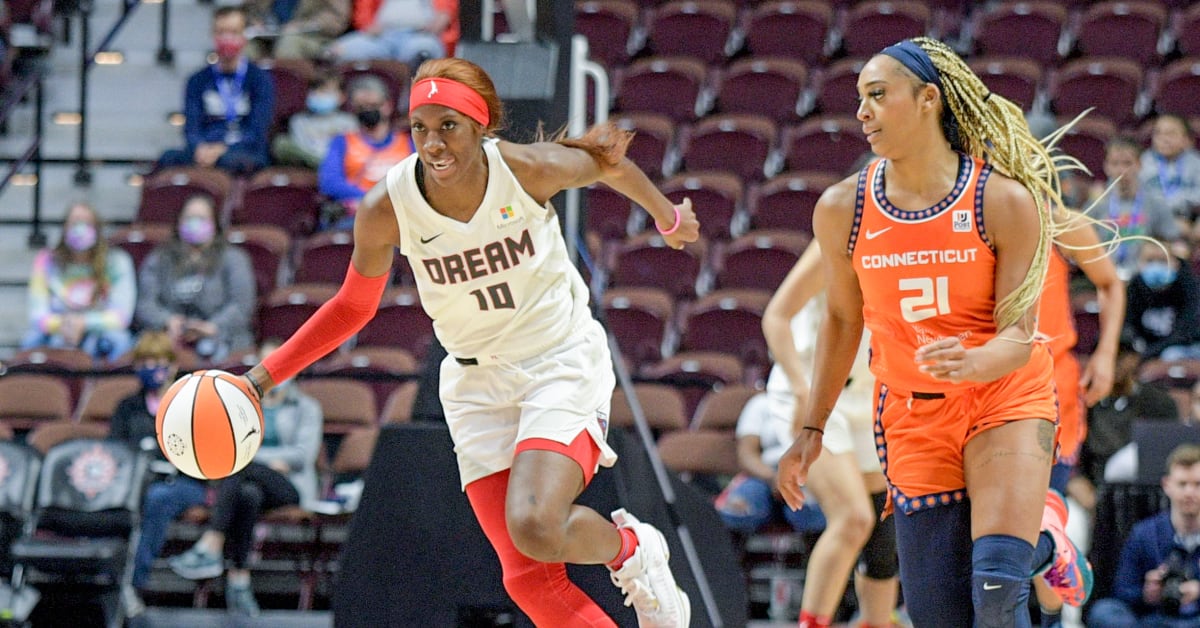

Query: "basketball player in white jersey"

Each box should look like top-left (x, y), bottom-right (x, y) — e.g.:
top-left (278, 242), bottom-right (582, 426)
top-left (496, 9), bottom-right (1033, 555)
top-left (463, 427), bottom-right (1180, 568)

top-left (238, 58), bottom-right (698, 627)
top-left (762, 241), bottom-right (899, 628)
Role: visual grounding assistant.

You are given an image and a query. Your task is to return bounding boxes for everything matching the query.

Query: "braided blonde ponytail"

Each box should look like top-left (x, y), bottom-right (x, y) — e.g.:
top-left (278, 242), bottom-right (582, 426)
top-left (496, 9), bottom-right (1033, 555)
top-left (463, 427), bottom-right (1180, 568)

top-left (911, 37), bottom-right (1085, 334)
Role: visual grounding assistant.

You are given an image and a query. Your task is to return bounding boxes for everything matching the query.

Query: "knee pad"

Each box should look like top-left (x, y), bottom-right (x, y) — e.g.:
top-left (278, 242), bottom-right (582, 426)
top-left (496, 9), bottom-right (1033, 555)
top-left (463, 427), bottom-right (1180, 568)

top-left (973, 534), bottom-right (1035, 628)
top-left (857, 491), bottom-right (899, 580)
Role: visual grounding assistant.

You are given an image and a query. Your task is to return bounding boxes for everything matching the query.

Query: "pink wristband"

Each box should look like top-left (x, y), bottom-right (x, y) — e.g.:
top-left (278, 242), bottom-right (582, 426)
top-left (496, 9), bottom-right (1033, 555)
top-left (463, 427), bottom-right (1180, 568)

top-left (656, 206), bottom-right (681, 236)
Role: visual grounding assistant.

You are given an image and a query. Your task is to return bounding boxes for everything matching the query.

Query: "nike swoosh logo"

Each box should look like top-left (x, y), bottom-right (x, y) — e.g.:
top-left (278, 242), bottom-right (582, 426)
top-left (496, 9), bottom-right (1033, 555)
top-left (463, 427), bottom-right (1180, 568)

top-left (864, 227), bottom-right (892, 240)
top-left (982, 582), bottom-right (1002, 591)
top-left (241, 428), bottom-right (259, 444)
top-left (419, 233), bottom-right (443, 244)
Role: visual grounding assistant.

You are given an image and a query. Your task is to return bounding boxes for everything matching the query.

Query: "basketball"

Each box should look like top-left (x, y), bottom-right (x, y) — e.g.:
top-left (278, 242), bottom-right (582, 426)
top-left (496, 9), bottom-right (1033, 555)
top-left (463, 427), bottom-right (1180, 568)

top-left (155, 369), bottom-right (264, 480)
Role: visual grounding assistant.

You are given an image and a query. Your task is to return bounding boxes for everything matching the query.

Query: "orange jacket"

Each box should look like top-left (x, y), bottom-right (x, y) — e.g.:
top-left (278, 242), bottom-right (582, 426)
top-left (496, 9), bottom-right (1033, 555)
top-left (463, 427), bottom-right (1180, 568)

top-left (351, 0), bottom-right (459, 56)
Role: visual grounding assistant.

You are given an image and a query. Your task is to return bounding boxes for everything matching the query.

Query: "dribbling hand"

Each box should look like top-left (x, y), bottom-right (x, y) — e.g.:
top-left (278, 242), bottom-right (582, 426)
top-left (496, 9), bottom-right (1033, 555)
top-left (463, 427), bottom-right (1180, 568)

top-left (661, 198), bottom-right (700, 250)
top-left (776, 430), bottom-right (823, 511)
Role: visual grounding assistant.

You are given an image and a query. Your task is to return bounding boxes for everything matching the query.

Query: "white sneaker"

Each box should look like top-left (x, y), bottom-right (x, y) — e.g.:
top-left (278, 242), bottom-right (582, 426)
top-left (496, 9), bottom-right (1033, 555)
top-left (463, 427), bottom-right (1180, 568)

top-left (608, 508), bottom-right (691, 628)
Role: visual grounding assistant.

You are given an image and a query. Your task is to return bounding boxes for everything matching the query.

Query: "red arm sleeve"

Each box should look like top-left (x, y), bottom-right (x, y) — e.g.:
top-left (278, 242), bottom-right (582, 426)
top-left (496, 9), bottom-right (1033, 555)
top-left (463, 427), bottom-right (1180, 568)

top-left (261, 263), bottom-right (389, 384)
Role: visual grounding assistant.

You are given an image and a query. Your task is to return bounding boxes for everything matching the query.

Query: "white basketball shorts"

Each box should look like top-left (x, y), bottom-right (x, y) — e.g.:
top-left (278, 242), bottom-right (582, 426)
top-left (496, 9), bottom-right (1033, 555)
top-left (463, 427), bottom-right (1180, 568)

top-left (440, 319), bottom-right (618, 489)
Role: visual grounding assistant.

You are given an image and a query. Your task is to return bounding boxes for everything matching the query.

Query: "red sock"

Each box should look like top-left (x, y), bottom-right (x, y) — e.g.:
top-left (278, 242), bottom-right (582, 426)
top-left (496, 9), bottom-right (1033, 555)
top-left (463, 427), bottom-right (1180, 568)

top-left (798, 610), bottom-right (832, 628)
top-left (606, 526), bottom-right (638, 570)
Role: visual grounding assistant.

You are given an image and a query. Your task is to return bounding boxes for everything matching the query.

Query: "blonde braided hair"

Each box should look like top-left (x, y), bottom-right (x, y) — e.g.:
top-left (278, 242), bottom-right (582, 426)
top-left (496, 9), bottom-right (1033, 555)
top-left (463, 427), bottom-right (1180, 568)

top-left (908, 37), bottom-right (1095, 335)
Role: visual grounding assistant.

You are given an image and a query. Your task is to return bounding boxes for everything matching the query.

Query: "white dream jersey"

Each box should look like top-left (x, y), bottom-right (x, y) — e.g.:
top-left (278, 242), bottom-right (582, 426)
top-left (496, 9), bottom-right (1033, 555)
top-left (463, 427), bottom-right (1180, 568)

top-left (386, 138), bottom-right (591, 362)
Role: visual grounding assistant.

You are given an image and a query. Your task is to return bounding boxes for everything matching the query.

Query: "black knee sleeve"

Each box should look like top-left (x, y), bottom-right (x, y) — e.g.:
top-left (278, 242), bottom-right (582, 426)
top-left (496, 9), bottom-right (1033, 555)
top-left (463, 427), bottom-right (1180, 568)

top-left (857, 491), bottom-right (899, 580)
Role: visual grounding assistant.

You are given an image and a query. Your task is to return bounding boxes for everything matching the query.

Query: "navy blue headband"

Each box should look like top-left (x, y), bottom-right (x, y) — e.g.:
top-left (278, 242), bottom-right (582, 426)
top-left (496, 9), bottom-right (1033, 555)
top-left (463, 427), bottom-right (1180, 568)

top-left (879, 40), bottom-right (942, 90)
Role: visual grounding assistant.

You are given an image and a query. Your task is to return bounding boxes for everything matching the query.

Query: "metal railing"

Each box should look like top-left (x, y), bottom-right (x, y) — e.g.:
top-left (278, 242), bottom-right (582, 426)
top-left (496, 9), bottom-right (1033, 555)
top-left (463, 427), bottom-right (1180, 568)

top-left (0, 65), bottom-right (47, 246)
top-left (72, 0), bottom-right (174, 184)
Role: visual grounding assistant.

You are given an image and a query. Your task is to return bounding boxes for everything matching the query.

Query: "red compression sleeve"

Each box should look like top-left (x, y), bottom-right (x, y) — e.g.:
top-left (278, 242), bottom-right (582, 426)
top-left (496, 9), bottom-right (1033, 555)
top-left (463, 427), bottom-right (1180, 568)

top-left (261, 264), bottom-right (389, 384)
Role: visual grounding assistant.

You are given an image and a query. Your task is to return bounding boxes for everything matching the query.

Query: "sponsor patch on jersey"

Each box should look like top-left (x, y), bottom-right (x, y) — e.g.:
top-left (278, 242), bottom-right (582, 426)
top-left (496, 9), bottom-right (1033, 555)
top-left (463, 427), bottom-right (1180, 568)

top-left (493, 204), bottom-right (524, 229)
top-left (952, 209), bottom-right (971, 232)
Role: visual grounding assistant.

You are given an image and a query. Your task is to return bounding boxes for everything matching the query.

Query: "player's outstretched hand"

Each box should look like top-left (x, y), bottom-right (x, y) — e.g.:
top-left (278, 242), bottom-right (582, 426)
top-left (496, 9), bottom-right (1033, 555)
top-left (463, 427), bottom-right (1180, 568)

top-left (776, 429), bottom-right (823, 511)
top-left (661, 198), bottom-right (700, 250)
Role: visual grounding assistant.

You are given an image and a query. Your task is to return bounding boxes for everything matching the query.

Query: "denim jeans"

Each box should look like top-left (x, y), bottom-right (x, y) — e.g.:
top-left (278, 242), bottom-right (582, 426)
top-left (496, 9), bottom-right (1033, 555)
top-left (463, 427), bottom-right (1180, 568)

top-left (21, 328), bottom-right (134, 362)
top-left (133, 477), bottom-right (207, 589)
top-left (332, 29), bottom-right (445, 67)
top-left (1088, 597), bottom-right (1200, 628)
top-left (715, 473), bottom-right (825, 535)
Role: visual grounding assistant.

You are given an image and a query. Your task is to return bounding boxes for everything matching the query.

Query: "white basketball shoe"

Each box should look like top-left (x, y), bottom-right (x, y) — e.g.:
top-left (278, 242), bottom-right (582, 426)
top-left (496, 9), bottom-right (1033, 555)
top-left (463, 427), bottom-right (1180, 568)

top-left (607, 508), bottom-right (691, 628)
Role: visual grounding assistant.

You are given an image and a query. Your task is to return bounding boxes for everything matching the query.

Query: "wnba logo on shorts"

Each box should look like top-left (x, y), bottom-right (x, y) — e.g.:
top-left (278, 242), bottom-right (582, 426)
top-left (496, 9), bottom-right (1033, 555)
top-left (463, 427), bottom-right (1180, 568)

top-left (952, 210), bottom-right (971, 232)
top-left (597, 411), bottom-right (609, 439)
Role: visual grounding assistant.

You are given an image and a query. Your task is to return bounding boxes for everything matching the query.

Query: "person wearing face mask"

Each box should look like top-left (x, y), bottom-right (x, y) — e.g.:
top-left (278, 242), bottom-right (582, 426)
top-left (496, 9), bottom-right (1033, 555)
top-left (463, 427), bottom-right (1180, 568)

top-left (157, 5), bottom-right (275, 175)
top-left (1086, 137), bottom-right (1182, 277)
top-left (317, 75), bottom-right (413, 230)
top-left (1124, 238), bottom-right (1200, 362)
top-left (271, 70), bottom-right (358, 169)
top-left (1140, 114), bottom-right (1200, 228)
top-left (135, 195), bottom-right (256, 363)
top-left (168, 338), bottom-right (322, 616)
top-left (109, 331), bottom-right (202, 615)
top-left (23, 202), bottom-right (136, 361)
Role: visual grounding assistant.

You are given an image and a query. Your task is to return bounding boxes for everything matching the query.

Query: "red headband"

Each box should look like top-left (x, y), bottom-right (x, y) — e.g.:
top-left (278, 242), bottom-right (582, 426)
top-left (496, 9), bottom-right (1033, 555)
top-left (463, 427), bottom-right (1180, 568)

top-left (409, 78), bottom-right (490, 126)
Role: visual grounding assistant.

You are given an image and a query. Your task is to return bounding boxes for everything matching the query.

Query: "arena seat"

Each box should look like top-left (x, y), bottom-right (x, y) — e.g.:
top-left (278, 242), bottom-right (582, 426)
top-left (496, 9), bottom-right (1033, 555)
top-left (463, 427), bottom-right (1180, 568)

top-left (601, 286), bottom-right (677, 372)
top-left (678, 114), bottom-right (778, 184)
top-left (841, 0), bottom-right (931, 59)
top-left (743, 0), bottom-right (834, 65)
top-left (574, 0), bottom-right (641, 68)
top-left (714, 56), bottom-right (808, 124)
top-left (645, 0), bottom-right (737, 65)
top-left (614, 56), bottom-right (710, 122)
top-left (971, 1), bottom-right (1067, 65)
top-left (713, 229), bottom-right (809, 292)
top-left (1075, 0), bottom-right (1166, 66)
top-left (782, 115), bottom-right (871, 176)
top-left (814, 57), bottom-right (868, 117)
top-left (748, 170), bottom-right (841, 234)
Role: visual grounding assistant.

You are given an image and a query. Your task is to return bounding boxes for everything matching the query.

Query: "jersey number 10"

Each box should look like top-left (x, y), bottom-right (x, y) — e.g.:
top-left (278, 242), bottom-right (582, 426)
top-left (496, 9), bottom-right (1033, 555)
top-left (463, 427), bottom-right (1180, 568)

top-left (470, 282), bottom-right (516, 311)
top-left (899, 276), bottom-right (951, 323)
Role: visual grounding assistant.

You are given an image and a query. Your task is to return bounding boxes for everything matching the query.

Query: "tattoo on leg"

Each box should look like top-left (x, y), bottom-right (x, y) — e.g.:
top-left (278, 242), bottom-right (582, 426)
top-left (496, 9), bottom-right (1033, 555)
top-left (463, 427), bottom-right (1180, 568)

top-left (1037, 421), bottom-right (1055, 456)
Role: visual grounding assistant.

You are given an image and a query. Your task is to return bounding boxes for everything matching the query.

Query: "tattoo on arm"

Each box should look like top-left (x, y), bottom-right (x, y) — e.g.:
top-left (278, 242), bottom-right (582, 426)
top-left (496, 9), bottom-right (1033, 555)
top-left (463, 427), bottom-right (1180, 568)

top-left (1037, 420), bottom-right (1055, 456)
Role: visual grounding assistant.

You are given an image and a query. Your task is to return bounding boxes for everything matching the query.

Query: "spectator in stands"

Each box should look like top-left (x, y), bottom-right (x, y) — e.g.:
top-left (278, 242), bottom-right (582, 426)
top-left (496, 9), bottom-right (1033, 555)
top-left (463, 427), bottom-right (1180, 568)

top-left (326, 0), bottom-right (454, 67)
top-left (1087, 443), bottom-right (1200, 627)
top-left (317, 75), bottom-right (413, 230)
top-left (715, 392), bottom-right (825, 537)
top-left (1071, 335), bottom-right (1179, 517)
top-left (1087, 137), bottom-right (1181, 275)
top-left (271, 69), bottom-right (358, 169)
top-left (1141, 114), bottom-right (1200, 228)
top-left (158, 6), bottom-right (275, 176)
top-left (168, 338), bottom-right (323, 616)
top-left (1124, 239), bottom-right (1200, 362)
top-left (22, 202), bottom-right (136, 362)
top-left (111, 330), bottom-right (199, 614)
top-left (244, 0), bottom-right (350, 62)
top-left (134, 195), bottom-right (256, 363)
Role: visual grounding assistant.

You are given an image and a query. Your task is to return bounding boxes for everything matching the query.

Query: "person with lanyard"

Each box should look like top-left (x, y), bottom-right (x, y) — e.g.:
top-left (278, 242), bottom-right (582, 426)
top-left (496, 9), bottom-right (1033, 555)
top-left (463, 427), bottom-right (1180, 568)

top-left (234, 57), bottom-right (699, 626)
top-left (157, 6), bottom-right (275, 175)
top-left (1140, 114), bottom-right (1200, 229)
top-left (1086, 136), bottom-right (1180, 276)
top-left (775, 38), bottom-right (1103, 626)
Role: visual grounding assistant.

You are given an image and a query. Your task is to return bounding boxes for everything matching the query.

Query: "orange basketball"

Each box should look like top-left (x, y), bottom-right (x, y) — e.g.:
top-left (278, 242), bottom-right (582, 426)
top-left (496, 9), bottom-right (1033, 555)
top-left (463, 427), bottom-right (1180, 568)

top-left (155, 369), bottom-right (264, 480)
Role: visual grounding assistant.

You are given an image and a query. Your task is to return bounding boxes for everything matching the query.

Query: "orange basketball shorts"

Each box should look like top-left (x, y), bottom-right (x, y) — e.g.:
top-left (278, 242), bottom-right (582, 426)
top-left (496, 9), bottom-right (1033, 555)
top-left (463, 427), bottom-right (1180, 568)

top-left (1052, 350), bottom-right (1083, 464)
top-left (873, 344), bottom-right (1058, 515)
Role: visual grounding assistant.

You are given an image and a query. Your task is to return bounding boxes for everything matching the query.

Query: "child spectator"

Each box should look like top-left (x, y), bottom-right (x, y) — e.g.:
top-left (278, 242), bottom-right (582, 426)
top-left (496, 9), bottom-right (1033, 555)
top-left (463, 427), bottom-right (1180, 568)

top-left (271, 70), bottom-right (358, 169)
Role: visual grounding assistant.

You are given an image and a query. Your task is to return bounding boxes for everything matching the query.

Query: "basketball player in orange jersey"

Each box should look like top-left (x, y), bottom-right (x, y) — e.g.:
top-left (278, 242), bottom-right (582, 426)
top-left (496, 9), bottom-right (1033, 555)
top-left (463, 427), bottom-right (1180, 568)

top-left (235, 58), bottom-right (699, 627)
top-left (776, 38), bottom-right (1096, 626)
top-left (1032, 218), bottom-right (1125, 627)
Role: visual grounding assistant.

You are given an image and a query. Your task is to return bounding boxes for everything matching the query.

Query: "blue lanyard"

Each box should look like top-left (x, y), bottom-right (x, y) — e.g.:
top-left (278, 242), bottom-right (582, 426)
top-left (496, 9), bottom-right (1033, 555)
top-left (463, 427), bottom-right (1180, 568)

top-left (1155, 153), bottom-right (1183, 200)
top-left (211, 59), bottom-right (248, 124)
top-left (1108, 189), bottom-right (1143, 230)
